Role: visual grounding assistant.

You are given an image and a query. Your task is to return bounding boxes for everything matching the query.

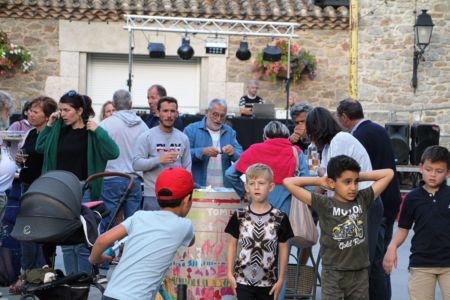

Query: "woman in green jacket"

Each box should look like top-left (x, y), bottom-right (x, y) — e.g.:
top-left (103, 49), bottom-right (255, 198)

top-left (35, 90), bottom-right (119, 275)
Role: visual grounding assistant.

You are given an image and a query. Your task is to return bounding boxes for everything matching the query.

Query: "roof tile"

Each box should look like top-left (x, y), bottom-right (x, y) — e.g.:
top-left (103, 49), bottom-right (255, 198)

top-left (0, 0), bottom-right (349, 29)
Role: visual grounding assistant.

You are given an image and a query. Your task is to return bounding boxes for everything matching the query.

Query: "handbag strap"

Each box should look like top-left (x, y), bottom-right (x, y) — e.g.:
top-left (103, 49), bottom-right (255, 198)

top-left (292, 146), bottom-right (299, 174)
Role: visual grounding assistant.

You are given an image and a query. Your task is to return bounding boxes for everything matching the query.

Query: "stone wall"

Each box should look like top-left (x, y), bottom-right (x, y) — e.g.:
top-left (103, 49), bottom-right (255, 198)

top-left (358, 0), bottom-right (450, 148)
top-left (0, 18), bottom-right (59, 110)
top-left (226, 29), bottom-right (350, 109)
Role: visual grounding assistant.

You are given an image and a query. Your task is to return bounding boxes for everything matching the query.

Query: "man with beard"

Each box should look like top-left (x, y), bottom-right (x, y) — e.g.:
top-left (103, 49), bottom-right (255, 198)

top-left (133, 97), bottom-right (191, 210)
top-left (183, 98), bottom-right (242, 188)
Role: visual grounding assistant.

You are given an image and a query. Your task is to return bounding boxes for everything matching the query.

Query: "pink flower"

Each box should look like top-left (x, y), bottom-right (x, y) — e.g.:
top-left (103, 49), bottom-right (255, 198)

top-left (255, 72), bottom-right (260, 77)
top-left (0, 70), bottom-right (6, 75)
top-left (264, 70), bottom-right (270, 76)
top-left (263, 63), bottom-right (268, 68)
top-left (0, 57), bottom-right (6, 65)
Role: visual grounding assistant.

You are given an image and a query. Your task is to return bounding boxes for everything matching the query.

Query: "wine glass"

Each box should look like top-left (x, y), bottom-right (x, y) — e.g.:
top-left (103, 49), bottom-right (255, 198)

top-left (18, 148), bottom-right (29, 169)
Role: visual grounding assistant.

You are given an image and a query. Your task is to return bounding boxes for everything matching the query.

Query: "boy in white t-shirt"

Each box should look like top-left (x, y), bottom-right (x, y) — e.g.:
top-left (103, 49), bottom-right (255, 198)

top-left (89, 167), bottom-right (195, 300)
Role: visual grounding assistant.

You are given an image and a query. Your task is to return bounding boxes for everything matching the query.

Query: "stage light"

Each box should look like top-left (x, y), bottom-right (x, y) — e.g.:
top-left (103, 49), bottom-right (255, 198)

top-left (262, 45), bottom-right (281, 62)
top-left (236, 41), bottom-right (251, 61)
top-left (205, 40), bottom-right (227, 55)
top-left (147, 43), bottom-right (166, 58)
top-left (177, 37), bottom-right (194, 60)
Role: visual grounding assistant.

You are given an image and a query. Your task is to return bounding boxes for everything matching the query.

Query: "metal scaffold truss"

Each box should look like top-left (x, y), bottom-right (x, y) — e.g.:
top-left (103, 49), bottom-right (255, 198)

top-left (124, 15), bottom-right (298, 38)
top-left (123, 15), bottom-right (298, 117)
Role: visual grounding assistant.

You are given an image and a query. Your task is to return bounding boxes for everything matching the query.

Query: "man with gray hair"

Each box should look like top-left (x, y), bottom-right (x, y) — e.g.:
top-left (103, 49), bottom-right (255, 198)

top-left (288, 101), bottom-right (313, 150)
top-left (99, 89), bottom-right (148, 232)
top-left (239, 79), bottom-right (263, 117)
top-left (184, 98), bottom-right (243, 187)
top-left (0, 90), bottom-right (16, 221)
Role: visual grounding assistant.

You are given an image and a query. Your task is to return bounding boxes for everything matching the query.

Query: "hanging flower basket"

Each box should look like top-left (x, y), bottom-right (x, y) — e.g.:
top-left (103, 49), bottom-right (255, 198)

top-left (253, 39), bottom-right (318, 83)
top-left (0, 31), bottom-right (33, 78)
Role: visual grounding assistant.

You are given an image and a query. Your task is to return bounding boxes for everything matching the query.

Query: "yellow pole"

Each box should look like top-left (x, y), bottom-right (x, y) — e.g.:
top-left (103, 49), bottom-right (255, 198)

top-left (349, 0), bottom-right (358, 99)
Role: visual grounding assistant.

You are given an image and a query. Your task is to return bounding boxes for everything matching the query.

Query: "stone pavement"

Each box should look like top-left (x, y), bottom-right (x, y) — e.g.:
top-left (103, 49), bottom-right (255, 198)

top-left (0, 224), bottom-right (443, 300)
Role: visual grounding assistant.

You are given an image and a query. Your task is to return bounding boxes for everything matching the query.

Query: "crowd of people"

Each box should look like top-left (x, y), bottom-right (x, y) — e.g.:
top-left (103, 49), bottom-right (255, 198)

top-left (0, 82), bottom-right (449, 300)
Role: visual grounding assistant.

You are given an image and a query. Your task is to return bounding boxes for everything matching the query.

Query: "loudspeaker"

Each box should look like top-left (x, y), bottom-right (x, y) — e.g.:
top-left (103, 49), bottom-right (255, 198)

top-left (410, 123), bottom-right (440, 165)
top-left (385, 123), bottom-right (410, 165)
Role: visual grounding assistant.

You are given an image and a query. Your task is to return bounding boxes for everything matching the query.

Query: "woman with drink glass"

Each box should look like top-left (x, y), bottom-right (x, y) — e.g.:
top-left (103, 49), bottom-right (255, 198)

top-left (11, 97), bottom-right (58, 290)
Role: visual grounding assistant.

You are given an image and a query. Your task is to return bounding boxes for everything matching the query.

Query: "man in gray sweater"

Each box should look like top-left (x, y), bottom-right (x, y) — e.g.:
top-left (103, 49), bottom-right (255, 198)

top-left (133, 96), bottom-right (191, 210)
top-left (99, 89), bottom-right (148, 232)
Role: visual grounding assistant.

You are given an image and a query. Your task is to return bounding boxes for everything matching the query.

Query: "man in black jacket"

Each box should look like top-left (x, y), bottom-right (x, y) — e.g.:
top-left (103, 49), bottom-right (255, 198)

top-left (337, 99), bottom-right (401, 300)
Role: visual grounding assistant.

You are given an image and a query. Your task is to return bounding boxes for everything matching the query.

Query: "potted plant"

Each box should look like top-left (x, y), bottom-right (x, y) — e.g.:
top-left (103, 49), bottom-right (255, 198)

top-left (253, 39), bottom-right (318, 83)
top-left (0, 31), bottom-right (33, 78)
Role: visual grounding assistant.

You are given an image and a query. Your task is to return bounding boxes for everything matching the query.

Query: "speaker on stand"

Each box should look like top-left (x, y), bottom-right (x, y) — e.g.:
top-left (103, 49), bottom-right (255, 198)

top-left (410, 123), bottom-right (440, 165)
top-left (385, 123), bottom-right (410, 165)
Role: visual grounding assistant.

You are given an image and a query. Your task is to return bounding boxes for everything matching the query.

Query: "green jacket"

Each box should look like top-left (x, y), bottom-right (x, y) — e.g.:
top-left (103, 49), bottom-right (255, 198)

top-left (35, 118), bottom-right (120, 200)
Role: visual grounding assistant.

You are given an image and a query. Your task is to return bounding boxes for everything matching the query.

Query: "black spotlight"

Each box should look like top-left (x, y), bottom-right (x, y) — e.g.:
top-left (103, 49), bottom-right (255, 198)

top-left (147, 43), bottom-right (166, 58)
top-left (236, 41), bottom-right (251, 61)
top-left (263, 45), bottom-right (281, 62)
top-left (177, 38), bottom-right (194, 60)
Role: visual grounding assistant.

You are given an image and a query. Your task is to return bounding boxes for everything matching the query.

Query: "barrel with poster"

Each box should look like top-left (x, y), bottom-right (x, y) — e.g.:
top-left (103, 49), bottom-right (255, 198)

top-left (166, 188), bottom-right (245, 300)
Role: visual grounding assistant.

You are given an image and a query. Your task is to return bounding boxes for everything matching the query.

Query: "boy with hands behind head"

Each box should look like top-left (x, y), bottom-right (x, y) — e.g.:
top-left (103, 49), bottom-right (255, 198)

top-left (383, 146), bottom-right (450, 300)
top-left (225, 163), bottom-right (294, 300)
top-left (89, 167), bottom-right (195, 300)
top-left (283, 155), bottom-right (393, 300)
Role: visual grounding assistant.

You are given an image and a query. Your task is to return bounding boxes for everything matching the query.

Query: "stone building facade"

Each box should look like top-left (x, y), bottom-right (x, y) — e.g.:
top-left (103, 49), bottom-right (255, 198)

top-left (1, 0), bottom-right (449, 147)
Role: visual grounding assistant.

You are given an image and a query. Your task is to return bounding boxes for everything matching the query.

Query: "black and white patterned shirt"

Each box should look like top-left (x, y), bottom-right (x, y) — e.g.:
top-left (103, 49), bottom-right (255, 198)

top-left (225, 206), bottom-right (293, 287)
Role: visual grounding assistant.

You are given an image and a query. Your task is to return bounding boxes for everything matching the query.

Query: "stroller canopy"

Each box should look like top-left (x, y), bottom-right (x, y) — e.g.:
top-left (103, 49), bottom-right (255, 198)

top-left (12, 170), bottom-right (84, 244)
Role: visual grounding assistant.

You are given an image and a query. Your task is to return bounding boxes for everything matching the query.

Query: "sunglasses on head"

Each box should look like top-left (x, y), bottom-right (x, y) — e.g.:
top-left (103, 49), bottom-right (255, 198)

top-left (64, 90), bottom-right (77, 97)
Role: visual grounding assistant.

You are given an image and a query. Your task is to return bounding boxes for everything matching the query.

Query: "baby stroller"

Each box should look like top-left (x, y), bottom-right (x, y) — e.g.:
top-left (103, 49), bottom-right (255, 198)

top-left (10, 170), bottom-right (135, 300)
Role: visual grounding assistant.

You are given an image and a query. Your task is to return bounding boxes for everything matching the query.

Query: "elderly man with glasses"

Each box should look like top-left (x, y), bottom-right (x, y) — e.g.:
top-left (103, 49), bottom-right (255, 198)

top-left (183, 98), bottom-right (243, 188)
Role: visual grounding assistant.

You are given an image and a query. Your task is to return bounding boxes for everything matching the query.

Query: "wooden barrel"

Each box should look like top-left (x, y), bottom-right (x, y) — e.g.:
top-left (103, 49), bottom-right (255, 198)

top-left (166, 189), bottom-right (244, 300)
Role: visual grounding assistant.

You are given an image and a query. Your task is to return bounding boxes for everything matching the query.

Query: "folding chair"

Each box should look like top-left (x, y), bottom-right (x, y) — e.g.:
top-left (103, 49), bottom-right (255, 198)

top-left (285, 240), bottom-right (320, 300)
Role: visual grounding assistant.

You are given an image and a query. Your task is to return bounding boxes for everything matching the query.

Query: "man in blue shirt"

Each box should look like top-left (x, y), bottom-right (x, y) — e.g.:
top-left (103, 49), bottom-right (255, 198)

top-left (184, 98), bottom-right (243, 188)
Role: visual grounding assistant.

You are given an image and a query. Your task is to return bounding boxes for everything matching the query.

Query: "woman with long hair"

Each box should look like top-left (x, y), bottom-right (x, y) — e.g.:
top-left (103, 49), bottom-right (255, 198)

top-left (99, 100), bottom-right (115, 121)
top-left (36, 90), bottom-right (119, 275)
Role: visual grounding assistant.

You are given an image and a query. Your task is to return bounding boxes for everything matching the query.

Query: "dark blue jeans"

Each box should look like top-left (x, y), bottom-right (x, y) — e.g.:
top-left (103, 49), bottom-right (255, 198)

top-left (99, 176), bottom-right (142, 232)
top-left (367, 197), bottom-right (388, 300)
top-left (62, 192), bottom-right (91, 275)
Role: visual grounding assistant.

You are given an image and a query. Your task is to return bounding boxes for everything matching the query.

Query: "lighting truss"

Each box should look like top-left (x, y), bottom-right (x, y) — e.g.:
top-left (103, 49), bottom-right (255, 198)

top-left (124, 15), bottom-right (298, 118)
top-left (124, 15), bottom-right (298, 38)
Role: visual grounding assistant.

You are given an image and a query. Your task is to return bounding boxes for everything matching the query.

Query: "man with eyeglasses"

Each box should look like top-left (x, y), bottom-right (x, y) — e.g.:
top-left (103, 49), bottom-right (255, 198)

top-left (183, 98), bottom-right (243, 188)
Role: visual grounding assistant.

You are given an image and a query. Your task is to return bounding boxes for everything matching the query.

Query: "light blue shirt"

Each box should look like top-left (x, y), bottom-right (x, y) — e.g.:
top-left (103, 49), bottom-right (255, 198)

top-left (104, 210), bottom-right (194, 300)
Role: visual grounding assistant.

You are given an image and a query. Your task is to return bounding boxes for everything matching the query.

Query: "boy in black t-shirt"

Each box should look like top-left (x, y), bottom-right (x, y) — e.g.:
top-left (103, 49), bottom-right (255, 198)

top-left (383, 146), bottom-right (450, 300)
top-left (225, 163), bottom-right (293, 300)
top-left (283, 155), bottom-right (393, 300)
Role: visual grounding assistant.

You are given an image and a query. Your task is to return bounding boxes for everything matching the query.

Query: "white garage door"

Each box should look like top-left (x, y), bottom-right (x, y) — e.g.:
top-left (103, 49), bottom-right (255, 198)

top-left (86, 54), bottom-right (200, 120)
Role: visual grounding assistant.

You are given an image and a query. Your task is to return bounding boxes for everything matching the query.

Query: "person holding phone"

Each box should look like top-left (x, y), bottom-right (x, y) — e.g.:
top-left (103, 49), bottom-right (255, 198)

top-left (35, 90), bottom-right (119, 275)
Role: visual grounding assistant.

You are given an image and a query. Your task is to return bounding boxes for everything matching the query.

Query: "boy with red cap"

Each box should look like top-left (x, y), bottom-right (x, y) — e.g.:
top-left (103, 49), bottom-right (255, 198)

top-left (89, 167), bottom-right (195, 300)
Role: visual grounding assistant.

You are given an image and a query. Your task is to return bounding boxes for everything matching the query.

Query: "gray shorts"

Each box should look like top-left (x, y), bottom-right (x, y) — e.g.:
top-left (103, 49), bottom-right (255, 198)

top-left (321, 268), bottom-right (369, 300)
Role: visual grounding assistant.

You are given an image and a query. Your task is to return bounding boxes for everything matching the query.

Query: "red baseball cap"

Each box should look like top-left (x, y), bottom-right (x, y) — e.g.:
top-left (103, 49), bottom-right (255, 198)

top-left (155, 167), bottom-right (194, 200)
